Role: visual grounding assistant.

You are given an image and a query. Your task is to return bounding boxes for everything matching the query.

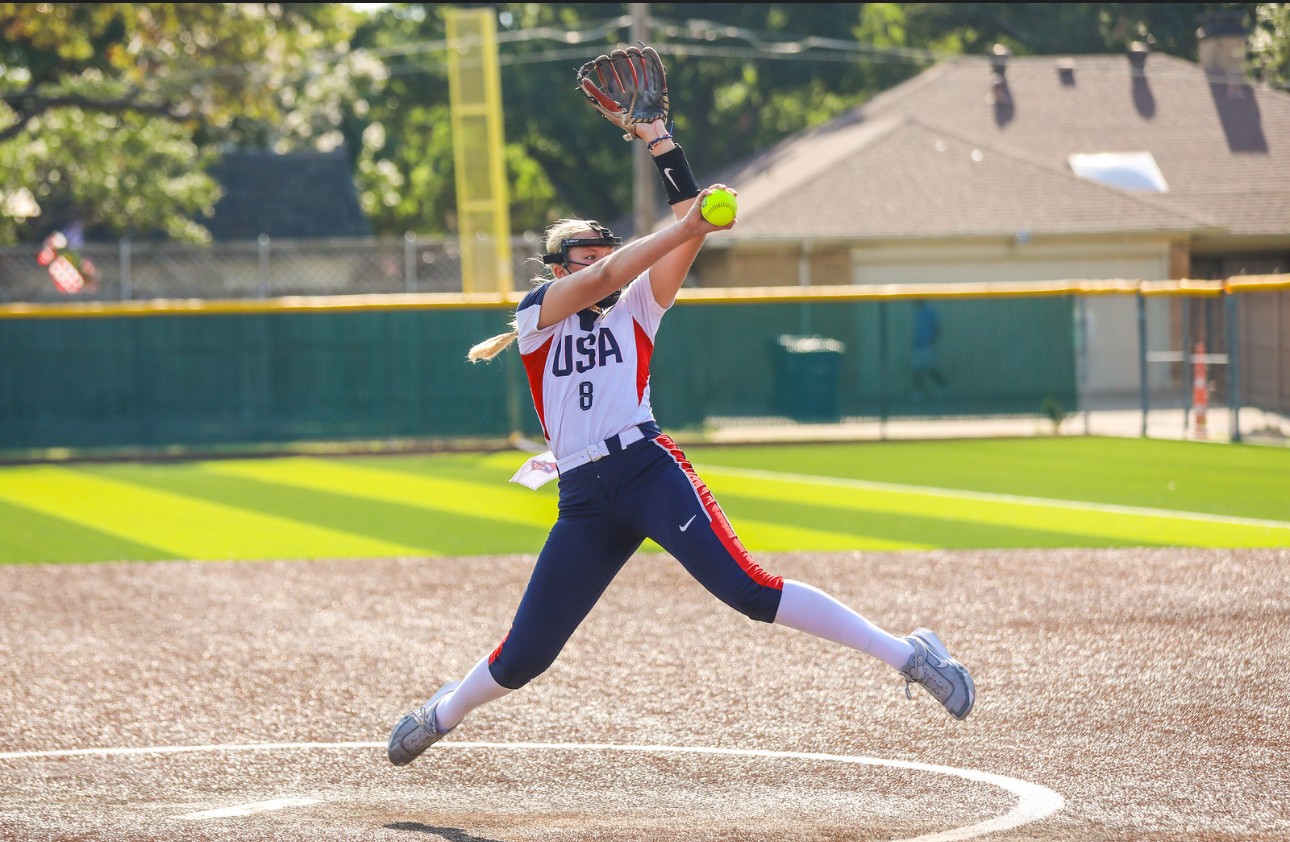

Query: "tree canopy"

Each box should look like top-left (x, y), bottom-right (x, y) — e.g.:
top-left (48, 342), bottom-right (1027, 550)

top-left (1, 3), bottom-right (1283, 247)
top-left (0, 2), bottom-right (372, 242)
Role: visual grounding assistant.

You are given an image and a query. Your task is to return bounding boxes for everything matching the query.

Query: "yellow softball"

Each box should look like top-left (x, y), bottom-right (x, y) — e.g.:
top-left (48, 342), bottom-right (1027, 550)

top-left (701, 188), bottom-right (737, 226)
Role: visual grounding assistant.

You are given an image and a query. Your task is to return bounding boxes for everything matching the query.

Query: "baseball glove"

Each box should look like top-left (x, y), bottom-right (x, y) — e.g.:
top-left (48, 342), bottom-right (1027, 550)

top-left (576, 45), bottom-right (670, 140)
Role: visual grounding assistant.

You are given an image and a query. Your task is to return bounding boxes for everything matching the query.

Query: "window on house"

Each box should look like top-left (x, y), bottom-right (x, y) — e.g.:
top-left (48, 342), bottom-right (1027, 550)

top-left (1067, 151), bottom-right (1168, 192)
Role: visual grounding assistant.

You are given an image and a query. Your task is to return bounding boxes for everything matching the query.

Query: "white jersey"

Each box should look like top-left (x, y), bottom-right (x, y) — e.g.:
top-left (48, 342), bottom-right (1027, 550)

top-left (515, 270), bottom-right (667, 461)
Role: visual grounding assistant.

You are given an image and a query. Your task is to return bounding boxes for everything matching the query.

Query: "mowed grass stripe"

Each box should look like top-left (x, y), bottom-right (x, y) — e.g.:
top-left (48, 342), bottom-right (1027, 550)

top-left (199, 458), bottom-right (556, 526)
top-left (82, 460), bottom-right (552, 557)
top-left (698, 466), bottom-right (1289, 547)
top-left (710, 515), bottom-right (930, 552)
top-left (0, 497), bottom-right (172, 564)
top-left (710, 466), bottom-right (1290, 530)
top-left (689, 438), bottom-right (1290, 522)
top-left (704, 488), bottom-right (1155, 550)
top-left (198, 458), bottom-right (919, 552)
top-left (3, 435), bottom-right (1282, 565)
top-left (0, 466), bottom-right (426, 561)
top-left (351, 451), bottom-right (546, 487)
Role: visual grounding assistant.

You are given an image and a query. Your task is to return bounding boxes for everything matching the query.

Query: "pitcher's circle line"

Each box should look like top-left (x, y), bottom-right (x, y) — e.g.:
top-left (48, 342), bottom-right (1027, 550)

top-left (0, 740), bottom-right (1064, 842)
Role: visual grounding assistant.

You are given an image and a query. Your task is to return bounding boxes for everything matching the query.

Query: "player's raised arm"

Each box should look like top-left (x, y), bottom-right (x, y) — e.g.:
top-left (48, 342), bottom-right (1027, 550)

top-left (576, 45), bottom-right (735, 309)
top-left (535, 188), bottom-right (729, 328)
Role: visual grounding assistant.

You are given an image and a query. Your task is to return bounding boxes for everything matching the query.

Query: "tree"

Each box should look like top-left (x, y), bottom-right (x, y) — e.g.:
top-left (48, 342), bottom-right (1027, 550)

top-left (345, 3), bottom-right (561, 237)
top-left (1249, 2), bottom-right (1290, 90)
top-left (0, 3), bottom-right (364, 244)
top-left (857, 3), bottom-right (1260, 58)
top-left (345, 4), bottom-right (474, 236)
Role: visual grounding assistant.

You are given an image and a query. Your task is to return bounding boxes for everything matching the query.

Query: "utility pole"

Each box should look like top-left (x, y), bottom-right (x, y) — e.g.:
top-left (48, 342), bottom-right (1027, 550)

top-left (630, 3), bottom-right (656, 239)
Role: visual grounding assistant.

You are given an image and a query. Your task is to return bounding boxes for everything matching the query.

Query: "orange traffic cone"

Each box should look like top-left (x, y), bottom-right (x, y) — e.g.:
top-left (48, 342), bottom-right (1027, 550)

top-left (1192, 341), bottom-right (1208, 439)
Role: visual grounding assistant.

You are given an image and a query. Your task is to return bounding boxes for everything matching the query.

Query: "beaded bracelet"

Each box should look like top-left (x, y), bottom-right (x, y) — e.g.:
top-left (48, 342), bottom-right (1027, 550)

top-left (646, 133), bottom-right (673, 152)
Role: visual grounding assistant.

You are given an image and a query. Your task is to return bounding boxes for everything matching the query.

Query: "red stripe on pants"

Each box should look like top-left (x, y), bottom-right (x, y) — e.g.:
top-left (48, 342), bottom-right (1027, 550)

top-left (654, 434), bottom-right (783, 591)
top-left (488, 632), bottom-right (509, 665)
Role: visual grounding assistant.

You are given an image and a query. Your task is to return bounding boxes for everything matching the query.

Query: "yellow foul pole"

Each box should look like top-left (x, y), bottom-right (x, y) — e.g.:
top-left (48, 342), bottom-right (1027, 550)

top-left (444, 7), bottom-right (512, 294)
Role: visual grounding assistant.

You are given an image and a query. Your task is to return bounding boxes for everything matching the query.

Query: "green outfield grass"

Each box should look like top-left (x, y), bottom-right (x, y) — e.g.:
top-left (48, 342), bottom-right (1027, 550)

top-left (0, 436), bottom-right (1286, 564)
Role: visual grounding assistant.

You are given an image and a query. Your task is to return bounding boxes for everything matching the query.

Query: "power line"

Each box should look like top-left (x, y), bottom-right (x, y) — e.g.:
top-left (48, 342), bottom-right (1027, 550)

top-left (368, 14), bottom-right (947, 65)
top-left (3, 12), bottom-right (1287, 98)
top-left (0, 13), bottom-right (941, 104)
top-left (373, 14), bottom-right (943, 82)
top-left (379, 44), bottom-right (931, 80)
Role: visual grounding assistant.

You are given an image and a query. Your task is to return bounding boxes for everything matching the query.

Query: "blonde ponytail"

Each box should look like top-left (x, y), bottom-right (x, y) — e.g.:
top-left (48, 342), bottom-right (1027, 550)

top-left (467, 325), bottom-right (519, 362)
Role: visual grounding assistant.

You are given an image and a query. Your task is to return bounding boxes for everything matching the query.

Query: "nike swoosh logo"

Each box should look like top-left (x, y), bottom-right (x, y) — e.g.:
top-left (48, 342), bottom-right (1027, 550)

top-left (663, 167), bottom-right (680, 191)
top-left (679, 514), bottom-right (697, 532)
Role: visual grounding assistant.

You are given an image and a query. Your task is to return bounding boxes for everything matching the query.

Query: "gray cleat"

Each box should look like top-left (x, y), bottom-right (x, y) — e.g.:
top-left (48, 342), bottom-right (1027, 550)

top-left (899, 628), bottom-right (975, 720)
top-left (387, 680), bottom-right (461, 766)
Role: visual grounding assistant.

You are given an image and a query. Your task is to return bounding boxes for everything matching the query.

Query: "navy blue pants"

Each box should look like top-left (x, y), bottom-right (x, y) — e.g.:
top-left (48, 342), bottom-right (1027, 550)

top-left (488, 424), bottom-right (784, 690)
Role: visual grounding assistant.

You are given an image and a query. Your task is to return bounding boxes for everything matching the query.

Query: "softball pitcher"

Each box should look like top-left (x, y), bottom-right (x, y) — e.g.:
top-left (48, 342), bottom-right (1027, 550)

top-left (388, 46), bottom-right (974, 766)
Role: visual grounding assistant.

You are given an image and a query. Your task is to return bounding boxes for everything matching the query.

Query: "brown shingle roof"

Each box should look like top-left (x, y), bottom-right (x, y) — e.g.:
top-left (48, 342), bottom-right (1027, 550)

top-left (717, 52), bottom-right (1290, 241)
top-left (736, 117), bottom-right (1211, 239)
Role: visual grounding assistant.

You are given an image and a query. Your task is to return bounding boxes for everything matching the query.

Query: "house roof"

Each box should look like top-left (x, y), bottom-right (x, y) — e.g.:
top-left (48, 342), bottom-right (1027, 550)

top-left (713, 51), bottom-right (1290, 242)
top-left (204, 149), bottom-right (371, 241)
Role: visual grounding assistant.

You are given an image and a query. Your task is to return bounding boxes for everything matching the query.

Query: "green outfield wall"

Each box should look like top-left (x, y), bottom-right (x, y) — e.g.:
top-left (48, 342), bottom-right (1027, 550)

top-left (0, 297), bottom-right (1076, 453)
top-left (0, 309), bottom-right (518, 451)
top-left (652, 296), bottom-right (1076, 429)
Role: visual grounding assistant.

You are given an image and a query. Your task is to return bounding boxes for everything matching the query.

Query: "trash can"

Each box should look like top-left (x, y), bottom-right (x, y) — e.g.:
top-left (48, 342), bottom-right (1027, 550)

top-left (771, 334), bottom-right (846, 422)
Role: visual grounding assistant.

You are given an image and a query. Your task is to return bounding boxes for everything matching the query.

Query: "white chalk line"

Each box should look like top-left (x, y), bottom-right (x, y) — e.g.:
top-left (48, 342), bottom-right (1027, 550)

top-left (701, 464), bottom-right (1290, 530)
top-left (0, 740), bottom-right (1063, 840)
top-left (175, 796), bottom-right (322, 820)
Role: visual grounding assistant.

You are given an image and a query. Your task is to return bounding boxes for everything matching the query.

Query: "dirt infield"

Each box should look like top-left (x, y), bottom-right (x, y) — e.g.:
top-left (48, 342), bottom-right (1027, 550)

top-left (1, 547), bottom-right (1287, 841)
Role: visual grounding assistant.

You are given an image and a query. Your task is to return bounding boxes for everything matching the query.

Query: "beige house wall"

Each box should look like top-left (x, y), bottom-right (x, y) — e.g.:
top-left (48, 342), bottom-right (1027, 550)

top-left (846, 237), bottom-right (1173, 285)
top-left (695, 237), bottom-right (1175, 287)
top-left (692, 244), bottom-right (853, 288)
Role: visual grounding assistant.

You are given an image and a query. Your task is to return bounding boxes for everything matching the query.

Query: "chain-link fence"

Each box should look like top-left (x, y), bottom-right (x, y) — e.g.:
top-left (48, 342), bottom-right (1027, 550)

top-left (0, 235), bottom-right (550, 303)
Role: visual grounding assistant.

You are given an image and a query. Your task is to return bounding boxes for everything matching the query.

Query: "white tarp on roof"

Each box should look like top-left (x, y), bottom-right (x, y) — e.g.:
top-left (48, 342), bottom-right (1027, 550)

top-left (1068, 151), bottom-right (1169, 193)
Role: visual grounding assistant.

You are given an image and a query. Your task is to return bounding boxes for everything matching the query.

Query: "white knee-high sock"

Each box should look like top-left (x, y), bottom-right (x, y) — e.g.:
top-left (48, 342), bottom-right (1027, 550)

top-left (433, 656), bottom-right (512, 731)
top-left (773, 579), bottom-right (914, 670)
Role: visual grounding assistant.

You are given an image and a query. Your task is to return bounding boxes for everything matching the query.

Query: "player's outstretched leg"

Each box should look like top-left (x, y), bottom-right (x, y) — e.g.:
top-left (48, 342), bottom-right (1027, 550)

top-left (387, 680), bottom-right (461, 766)
top-left (899, 628), bottom-right (975, 720)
